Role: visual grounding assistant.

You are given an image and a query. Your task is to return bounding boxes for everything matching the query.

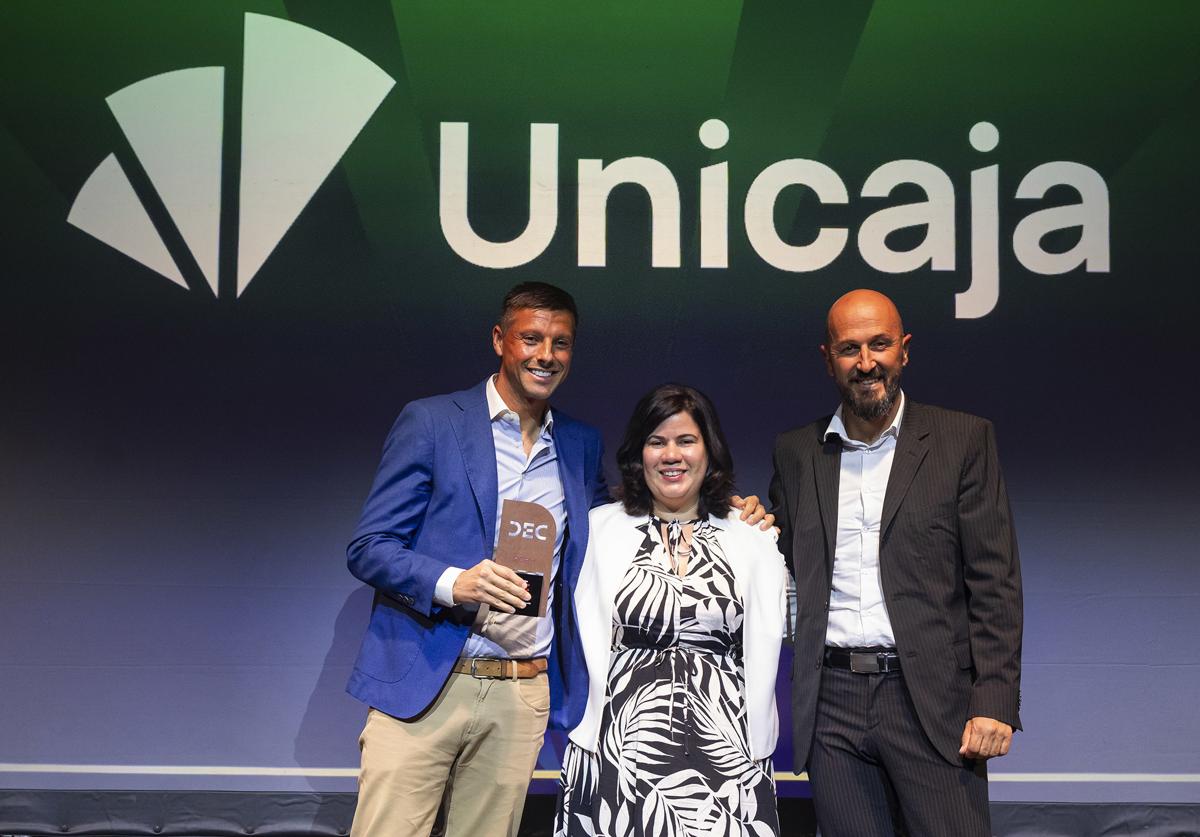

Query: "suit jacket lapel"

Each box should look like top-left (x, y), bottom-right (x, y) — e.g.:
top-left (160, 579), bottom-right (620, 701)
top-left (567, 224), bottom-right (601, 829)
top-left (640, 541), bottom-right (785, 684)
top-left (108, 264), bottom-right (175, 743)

top-left (451, 383), bottom-right (499, 552)
top-left (880, 401), bottom-right (931, 537)
top-left (813, 429), bottom-right (841, 583)
top-left (553, 416), bottom-right (587, 586)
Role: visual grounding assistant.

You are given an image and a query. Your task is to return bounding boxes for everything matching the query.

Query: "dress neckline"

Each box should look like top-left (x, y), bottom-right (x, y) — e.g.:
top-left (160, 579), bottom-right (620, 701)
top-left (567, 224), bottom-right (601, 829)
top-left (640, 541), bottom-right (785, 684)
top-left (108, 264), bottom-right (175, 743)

top-left (649, 513), bottom-right (703, 528)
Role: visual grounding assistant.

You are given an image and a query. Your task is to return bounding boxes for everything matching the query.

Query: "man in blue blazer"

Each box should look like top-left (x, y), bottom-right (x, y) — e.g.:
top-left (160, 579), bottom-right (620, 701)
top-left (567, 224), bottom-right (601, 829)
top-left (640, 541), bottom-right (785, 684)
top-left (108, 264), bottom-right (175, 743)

top-left (345, 283), bottom-right (608, 837)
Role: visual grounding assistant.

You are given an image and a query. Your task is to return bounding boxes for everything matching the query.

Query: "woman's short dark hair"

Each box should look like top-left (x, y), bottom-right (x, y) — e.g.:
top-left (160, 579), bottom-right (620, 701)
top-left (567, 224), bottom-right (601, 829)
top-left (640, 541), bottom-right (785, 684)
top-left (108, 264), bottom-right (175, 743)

top-left (616, 383), bottom-right (736, 519)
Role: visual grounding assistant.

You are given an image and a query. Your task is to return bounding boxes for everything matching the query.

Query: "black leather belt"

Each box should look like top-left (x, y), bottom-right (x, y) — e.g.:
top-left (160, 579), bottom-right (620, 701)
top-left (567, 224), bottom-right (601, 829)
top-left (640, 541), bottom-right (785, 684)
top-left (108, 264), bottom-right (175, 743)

top-left (824, 646), bottom-right (902, 674)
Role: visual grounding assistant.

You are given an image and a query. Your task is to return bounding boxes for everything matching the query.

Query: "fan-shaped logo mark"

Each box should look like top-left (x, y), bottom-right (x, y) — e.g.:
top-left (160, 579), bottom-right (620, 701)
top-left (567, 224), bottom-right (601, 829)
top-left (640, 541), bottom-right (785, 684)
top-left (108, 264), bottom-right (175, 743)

top-left (67, 13), bottom-right (395, 297)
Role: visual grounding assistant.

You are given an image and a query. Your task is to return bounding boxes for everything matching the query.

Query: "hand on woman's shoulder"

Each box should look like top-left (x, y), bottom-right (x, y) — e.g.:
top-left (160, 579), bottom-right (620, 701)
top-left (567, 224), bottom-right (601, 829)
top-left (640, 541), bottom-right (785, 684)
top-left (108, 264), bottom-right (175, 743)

top-left (723, 510), bottom-right (780, 546)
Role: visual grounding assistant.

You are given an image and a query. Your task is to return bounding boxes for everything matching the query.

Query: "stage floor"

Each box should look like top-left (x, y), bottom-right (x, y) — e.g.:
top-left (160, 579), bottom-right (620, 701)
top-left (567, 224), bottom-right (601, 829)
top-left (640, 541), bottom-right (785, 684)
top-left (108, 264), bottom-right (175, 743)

top-left (2, 790), bottom-right (1198, 836)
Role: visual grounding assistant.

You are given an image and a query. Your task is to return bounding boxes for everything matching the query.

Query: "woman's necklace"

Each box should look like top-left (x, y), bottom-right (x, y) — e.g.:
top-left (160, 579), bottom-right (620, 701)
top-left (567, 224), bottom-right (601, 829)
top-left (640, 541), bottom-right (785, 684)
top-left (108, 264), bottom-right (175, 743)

top-left (667, 522), bottom-right (696, 573)
top-left (662, 501), bottom-right (700, 573)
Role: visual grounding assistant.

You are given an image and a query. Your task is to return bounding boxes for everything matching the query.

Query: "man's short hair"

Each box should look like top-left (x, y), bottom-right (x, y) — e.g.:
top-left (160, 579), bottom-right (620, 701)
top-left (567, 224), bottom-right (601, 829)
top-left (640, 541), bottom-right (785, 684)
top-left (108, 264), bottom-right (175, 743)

top-left (499, 282), bottom-right (579, 331)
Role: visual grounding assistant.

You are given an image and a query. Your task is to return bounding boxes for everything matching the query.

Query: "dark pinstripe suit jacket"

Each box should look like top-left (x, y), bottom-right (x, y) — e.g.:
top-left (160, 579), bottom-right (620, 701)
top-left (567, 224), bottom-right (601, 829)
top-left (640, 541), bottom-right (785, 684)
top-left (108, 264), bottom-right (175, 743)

top-left (769, 401), bottom-right (1023, 767)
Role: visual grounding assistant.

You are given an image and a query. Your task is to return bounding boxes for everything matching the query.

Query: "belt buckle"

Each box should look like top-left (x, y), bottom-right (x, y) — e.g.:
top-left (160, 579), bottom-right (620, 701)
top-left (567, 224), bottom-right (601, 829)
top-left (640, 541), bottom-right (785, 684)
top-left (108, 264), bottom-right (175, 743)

top-left (849, 651), bottom-right (881, 674)
top-left (469, 658), bottom-right (495, 679)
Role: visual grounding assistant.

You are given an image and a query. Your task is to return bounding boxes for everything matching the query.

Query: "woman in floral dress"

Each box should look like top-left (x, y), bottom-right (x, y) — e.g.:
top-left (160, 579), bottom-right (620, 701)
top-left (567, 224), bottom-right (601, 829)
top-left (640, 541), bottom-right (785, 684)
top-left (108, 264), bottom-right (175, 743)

top-left (556, 384), bottom-right (788, 837)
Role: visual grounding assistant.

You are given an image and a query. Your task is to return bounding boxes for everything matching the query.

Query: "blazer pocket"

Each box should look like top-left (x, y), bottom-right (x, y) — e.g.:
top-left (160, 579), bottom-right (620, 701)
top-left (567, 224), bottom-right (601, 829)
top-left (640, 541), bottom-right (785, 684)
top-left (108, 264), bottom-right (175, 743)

top-left (357, 609), bottom-right (426, 683)
top-left (904, 510), bottom-right (959, 573)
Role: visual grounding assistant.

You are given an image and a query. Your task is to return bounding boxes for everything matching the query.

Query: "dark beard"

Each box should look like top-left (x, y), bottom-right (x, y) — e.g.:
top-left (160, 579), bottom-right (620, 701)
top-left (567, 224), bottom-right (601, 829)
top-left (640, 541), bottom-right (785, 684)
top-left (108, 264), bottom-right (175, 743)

top-left (841, 370), bottom-right (901, 422)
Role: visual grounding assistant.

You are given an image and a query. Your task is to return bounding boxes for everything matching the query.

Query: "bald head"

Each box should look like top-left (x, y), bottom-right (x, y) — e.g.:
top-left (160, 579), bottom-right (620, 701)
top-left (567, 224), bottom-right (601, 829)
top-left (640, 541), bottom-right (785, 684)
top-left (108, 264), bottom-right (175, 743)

top-left (821, 289), bottom-right (911, 433)
top-left (825, 289), bottom-right (904, 346)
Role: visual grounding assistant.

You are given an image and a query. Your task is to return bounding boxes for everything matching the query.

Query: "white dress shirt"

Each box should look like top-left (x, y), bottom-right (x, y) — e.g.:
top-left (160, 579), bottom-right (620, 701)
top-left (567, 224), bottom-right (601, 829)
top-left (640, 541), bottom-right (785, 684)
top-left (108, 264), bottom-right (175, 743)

top-left (824, 392), bottom-right (906, 648)
top-left (433, 376), bottom-right (566, 659)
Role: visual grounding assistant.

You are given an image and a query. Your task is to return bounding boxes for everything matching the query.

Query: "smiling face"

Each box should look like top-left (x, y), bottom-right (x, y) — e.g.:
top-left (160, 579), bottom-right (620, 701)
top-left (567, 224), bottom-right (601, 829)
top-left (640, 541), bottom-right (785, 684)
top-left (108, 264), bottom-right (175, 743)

top-left (821, 290), bottom-right (910, 426)
top-left (492, 306), bottom-right (575, 414)
top-left (641, 410), bottom-right (709, 516)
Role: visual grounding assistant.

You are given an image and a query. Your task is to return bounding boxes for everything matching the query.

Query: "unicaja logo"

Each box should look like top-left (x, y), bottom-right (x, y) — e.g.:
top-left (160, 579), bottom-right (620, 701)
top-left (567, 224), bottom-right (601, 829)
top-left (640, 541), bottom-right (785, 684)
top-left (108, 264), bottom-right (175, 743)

top-left (68, 13), bottom-right (394, 297)
top-left (68, 13), bottom-right (1110, 319)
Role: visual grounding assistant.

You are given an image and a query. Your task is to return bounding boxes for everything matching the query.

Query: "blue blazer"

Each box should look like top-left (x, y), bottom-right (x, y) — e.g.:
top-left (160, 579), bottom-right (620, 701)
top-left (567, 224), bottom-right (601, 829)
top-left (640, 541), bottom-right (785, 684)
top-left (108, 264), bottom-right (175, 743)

top-left (346, 380), bottom-right (609, 730)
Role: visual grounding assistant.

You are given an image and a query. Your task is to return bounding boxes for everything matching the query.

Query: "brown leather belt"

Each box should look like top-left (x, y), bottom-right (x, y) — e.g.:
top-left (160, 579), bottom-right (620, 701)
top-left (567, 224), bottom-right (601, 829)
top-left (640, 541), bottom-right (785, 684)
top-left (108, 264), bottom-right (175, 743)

top-left (452, 657), bottom-right (548, 679)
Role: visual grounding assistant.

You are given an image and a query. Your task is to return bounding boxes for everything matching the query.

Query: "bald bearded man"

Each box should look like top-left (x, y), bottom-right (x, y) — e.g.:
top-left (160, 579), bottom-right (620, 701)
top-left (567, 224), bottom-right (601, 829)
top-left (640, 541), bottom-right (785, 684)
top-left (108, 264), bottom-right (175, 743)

top-left (769, 290), bottom-right (1023, 836)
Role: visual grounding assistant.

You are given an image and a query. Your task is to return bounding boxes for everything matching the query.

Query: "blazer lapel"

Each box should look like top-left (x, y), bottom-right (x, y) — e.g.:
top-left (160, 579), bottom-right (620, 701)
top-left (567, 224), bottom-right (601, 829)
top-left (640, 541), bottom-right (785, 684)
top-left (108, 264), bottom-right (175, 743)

top-left (554, 417), bottom-right (587, 585)
top-left (451, 384), bottom-right (499, 552)
top-left (603, 513), bottom-right (649, 596)
top-left (813, 430), bottom-right (841, 582)
top-left (880, 401), bottom-right (931, 537)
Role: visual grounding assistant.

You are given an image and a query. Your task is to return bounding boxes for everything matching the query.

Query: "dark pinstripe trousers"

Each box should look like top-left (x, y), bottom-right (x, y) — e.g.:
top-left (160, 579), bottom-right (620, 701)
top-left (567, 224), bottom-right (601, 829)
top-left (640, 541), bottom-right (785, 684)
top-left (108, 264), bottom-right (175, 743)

top-left (808, 666), bottom-right (990, 837)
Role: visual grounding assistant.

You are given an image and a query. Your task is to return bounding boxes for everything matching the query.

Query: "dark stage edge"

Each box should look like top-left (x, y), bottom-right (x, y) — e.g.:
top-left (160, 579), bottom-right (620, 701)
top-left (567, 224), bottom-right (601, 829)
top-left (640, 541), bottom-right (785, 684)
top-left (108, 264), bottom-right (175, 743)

top-left (2, 791), bottom-right (1198, 837)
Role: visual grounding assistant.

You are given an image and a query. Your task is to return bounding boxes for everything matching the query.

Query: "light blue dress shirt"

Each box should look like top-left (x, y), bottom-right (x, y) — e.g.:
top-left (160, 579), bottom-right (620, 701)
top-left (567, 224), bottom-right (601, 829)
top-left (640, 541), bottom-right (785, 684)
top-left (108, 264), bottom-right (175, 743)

top-left (434, 376), bottom-right (567, 659)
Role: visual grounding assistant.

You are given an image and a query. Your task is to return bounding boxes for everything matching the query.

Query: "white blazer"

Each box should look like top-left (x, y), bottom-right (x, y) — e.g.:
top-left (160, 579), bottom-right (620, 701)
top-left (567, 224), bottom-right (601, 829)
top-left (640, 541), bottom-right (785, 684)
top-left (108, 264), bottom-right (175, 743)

top-left (569, 501), bottom-right (788, 760)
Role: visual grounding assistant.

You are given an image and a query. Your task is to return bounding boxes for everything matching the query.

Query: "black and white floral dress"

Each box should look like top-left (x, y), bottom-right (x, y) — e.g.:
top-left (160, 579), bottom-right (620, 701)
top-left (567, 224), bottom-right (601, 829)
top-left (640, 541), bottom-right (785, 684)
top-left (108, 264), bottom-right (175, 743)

top-left (555, 517), bottom-right (779, 837)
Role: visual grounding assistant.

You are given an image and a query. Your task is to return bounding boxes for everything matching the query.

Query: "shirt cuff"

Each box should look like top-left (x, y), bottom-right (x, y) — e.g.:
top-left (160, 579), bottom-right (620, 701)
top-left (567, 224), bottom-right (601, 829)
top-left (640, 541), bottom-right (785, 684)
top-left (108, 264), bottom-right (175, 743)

top-left (434, 566), bottom-right (465, 608)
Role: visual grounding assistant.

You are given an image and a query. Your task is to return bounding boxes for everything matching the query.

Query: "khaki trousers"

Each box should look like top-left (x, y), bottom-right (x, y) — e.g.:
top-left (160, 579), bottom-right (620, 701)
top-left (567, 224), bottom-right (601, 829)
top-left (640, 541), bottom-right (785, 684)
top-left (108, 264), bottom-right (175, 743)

top-left (350, 670), bottom-right (550, 837)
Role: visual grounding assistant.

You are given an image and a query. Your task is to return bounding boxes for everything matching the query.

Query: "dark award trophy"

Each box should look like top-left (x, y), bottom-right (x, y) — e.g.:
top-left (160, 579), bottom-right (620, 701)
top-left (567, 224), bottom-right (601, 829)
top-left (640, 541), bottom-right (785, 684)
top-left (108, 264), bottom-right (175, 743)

top-left (489, 499), bottom-right (556, 618)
